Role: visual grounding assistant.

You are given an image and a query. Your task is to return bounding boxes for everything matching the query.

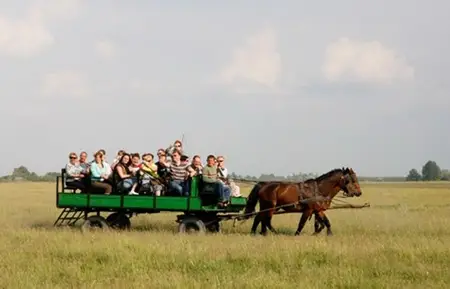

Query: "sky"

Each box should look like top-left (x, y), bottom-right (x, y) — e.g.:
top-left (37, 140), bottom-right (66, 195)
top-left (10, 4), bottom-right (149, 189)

top-left (0, 0), bottom-right (449, 177)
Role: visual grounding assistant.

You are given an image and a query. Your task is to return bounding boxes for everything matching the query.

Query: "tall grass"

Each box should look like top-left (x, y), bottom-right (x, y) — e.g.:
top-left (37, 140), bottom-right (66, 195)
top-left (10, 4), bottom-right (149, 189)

top-left (0, 182), bottom-right (449, 288)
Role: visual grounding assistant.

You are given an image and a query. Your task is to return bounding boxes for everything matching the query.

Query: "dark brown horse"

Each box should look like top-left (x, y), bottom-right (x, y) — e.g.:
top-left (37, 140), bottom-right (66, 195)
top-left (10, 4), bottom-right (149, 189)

top-left (242, 167), bottom-right (362, 236)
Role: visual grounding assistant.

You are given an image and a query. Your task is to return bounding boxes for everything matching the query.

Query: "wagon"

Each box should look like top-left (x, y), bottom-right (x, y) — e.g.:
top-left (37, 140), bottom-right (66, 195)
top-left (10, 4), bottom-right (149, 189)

top-left (54, 169), bottom-right (248, 233)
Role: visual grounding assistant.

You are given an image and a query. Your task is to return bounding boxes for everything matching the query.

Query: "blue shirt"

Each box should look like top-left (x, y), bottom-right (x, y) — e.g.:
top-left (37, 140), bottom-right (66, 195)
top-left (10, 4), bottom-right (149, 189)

top-left (90, 162), bottom-right (111, 182)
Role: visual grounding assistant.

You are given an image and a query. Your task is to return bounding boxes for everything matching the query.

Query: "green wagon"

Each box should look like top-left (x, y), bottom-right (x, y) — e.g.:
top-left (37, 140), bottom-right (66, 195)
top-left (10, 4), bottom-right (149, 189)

top-left (54, 169), bottom-right (247, 233)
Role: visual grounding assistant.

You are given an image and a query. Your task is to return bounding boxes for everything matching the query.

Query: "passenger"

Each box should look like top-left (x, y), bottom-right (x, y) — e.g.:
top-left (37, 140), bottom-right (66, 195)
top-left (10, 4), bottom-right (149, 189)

top-left (217, 156), bottom-right (241, 197)
top-left (111, 150), bottom-right (125, 171)
top-left (90, 149), bottom-right (112, 177)
top-left (65, 152), bottom-right (86, 191)
top-left (129, 153), bottom-right (141, 174)
top-left (90, 151), bottom-right (113, 195)
top-left (168, 149), bottom-right (189, 196)
top-left (202, 155), bottom-right (231, 207)
top-left (155, 150), bottom-right (171, 180)
top-left (79, 151), bottom-right (90, 174)
top-left (166, 140), bottom-right (185, 160)
top-left (113, 153), bottom-right (138, 195)
top-left (187, 155), bottom-right (203, 177)
top-left (139, 153), bottom-right (163, 196)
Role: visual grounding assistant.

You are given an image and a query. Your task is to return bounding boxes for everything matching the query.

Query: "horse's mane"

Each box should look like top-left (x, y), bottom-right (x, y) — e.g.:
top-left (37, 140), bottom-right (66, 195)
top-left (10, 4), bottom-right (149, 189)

top-left (308, 167), bottom-right (350, 182)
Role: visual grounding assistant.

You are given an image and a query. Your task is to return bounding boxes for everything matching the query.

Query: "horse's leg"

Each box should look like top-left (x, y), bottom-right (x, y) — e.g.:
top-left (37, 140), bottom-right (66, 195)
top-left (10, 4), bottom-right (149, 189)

top-left (265, 203), bottom-right (278, 234)
top-left (295, 209), bottom-right (312, 236)
top-left (250, 213), bottom-right (261, 235)
top-left (266, 214), bottom-right (277, 234)
top-left (313, 211), bottom-right (326, 235)
top-left (260, 213), bottom-right (268, 236)
top-left (321, 213), bottom-right (333, 236)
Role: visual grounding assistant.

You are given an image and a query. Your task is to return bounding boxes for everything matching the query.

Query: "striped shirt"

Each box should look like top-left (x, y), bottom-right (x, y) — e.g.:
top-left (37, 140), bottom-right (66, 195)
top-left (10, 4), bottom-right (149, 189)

top-left (170, 161), bottom-right (188, 181)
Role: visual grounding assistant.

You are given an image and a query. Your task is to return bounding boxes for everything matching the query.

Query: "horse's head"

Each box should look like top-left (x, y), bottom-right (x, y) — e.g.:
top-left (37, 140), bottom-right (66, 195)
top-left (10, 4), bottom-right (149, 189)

top-left (339, 167), bottom-right (362, 197)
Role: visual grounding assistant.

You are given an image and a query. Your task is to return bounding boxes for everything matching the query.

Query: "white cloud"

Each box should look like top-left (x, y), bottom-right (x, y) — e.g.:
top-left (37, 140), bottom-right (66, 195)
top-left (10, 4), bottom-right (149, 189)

top-left (322, 38), bottom-right (414, 84)
top-left (41, 70), bottom-right (90, 98)
top-left (219, 27), bottom-right (282, 91)
top-left (94, 40), bottom-right (117, 59)
top-left (0, 0), bottom-right (82, 58)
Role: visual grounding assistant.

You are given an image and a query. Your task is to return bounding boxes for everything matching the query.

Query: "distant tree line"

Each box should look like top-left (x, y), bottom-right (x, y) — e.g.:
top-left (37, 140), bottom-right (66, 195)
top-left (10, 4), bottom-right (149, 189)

top-left (0, 162), bottom-right (448, 183)
top-left (0, 166), bottom-right (59, 182)
top-left (406, 160), bottom-right (450, 181)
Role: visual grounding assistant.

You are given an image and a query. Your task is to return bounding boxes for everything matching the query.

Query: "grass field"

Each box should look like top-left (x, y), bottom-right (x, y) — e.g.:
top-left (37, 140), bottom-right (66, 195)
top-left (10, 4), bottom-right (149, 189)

top-left (1, 182), bottom-right (449, 289)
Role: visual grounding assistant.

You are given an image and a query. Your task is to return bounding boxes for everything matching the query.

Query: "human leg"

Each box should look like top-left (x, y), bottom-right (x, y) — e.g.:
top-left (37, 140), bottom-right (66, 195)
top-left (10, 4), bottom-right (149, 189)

top-left (153, 184), bottom-right (163, 196)
top-left (91, 181), bottom-right (112, 195)
top-left (169, 180), bottom-right (183, 196)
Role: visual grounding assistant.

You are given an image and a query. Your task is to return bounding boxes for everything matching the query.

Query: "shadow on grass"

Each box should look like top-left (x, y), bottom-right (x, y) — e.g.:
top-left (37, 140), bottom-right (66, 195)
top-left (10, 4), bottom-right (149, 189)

top-left (131, 223), bottom-right (178, 233)
top-left (28, 221), bottom-right (316, 237)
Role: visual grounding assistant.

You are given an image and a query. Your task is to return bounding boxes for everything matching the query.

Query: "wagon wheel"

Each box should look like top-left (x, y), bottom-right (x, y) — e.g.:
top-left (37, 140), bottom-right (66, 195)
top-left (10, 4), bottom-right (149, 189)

top-left (81, 216), bottom-right (110, 232)
top-left (206, 220), bottom-right (221, 233)
top-left (106, 212), bottom-right (131, 230)
top-left (178, 217), bottom-right (206, 234)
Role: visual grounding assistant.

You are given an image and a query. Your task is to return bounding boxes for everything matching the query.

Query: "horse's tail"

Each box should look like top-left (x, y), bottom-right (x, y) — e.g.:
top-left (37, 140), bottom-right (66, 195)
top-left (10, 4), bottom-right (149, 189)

top-left (242, 182), bottom-right (264, 219)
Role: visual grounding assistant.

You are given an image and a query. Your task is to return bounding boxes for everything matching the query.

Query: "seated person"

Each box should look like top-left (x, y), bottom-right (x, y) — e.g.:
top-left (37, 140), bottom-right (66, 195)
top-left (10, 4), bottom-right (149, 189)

top-left (168, 149), bottom-right (189, 196)
top-left (187, 155), bottom-right (203, 177)
top-left (65, 152), bottom-right (86, 191)
top-left (166, 140), bottom-right (185, 160)
top-left (129, 153), bottom-right (142, 174)
top-left (138, 153), bottom-right (163, 196)
top-left (110, 150), bottom-right (125, 171)
top-left (202, 155), bottom-right (231, 207)
top-left (90, 151), bottom-right (113, 195)
top-left (217, 155), bottom-right (241, 197)
top-left (155, 150), bottom-right (171, 183)
top-left (113, 153), bottom-right (138, 195)
top-left (79, 151), bottom-right (90, 174)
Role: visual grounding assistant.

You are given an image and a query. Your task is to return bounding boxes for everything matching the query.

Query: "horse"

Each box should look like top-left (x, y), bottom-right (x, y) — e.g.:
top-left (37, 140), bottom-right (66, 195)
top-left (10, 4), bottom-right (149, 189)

top-left (242, 167), bottom-right (362, 236)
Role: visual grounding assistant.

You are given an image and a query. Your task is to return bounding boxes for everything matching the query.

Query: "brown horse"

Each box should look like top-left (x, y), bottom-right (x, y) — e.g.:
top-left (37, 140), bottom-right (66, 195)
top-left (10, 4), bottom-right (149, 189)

top-left (242, 167), bottom-right (362, 236)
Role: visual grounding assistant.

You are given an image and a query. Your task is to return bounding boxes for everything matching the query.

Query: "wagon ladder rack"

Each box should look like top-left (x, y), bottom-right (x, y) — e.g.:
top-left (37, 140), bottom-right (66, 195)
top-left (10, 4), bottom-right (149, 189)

top-left (54, 208), bottom-right (84, 227)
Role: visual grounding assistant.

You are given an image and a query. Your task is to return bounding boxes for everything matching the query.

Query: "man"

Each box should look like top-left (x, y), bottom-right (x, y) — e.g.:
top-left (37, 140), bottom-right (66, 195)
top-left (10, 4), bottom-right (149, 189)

top-left (187, 155), bottom-right (203, 177)
top-left (168, 150), bottom-right (189, 196)
top-left (79, 151), bottom-right (90, 174)
top-left (202, 155), bottom-right (231, 206)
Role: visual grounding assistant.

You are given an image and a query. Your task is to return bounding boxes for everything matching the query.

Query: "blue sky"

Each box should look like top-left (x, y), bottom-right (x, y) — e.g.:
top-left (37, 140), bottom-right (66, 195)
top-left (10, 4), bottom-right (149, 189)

top-left (0, 0), bottom-right (449, 177)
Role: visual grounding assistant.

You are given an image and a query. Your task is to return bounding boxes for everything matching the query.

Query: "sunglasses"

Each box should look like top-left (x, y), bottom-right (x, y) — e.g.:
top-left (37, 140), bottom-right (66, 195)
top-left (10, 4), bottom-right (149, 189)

top-left (70, 156), bottom-right (77, 159)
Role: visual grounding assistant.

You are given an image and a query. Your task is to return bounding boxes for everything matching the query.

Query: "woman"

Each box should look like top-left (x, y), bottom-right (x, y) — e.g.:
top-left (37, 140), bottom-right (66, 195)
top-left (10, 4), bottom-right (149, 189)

top-left (65, 152), bottom-right (86, 191)
top-left (110, 150), bottom-right (125, 171)
top-left (113, 153), bottom-right (138, 195)
top-left (217, 155), bottom-right (241, 197)
top-left (90, 151), bottom-right (113, 195)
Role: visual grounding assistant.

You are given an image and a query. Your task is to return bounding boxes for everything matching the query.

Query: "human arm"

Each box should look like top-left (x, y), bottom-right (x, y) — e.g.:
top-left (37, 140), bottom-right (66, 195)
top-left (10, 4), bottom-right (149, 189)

top-left (90, 163), bottom-right (102, 179)
top-left (117, 165), bottom-right (131, 179)
top-left (66, 163), bottom-right (84, 178)
top-left (202, 166), bottom-right (217, 183)
top-left (187, 166), bottom-right (196, 177)
top-left (102, 163), bottom-right (112, 178)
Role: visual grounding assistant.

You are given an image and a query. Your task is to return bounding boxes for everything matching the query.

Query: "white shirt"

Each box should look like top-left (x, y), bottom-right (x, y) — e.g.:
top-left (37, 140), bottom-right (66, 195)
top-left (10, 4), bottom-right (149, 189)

top-left (218, 167), bottom-right (228, 178)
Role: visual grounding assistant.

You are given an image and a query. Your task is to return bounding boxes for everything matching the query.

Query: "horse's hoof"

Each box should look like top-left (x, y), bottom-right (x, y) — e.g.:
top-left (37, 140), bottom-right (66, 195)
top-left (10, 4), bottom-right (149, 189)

top-left (294, 231), bottom-right (300, 236)
top-left (327, 231), bottom-right (333, 236)
top-left (259, 232), bottom-right (268, 236)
